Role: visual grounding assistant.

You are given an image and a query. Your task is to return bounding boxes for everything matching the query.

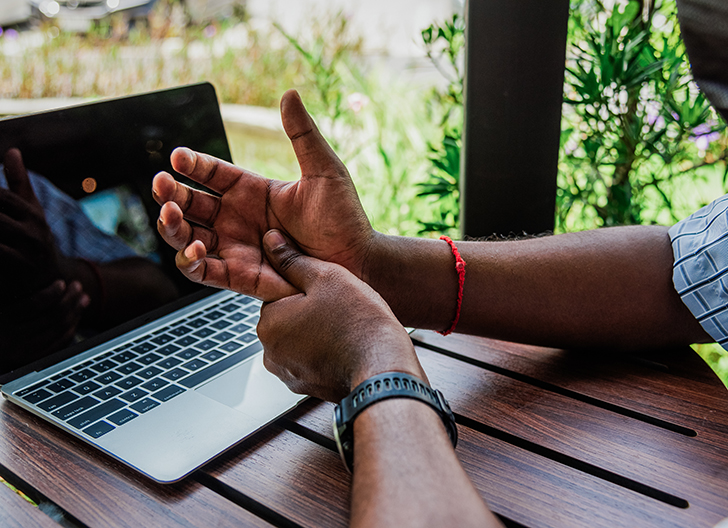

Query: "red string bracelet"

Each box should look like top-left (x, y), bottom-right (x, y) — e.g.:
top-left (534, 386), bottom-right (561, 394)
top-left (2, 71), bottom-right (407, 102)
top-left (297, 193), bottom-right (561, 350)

top-left (438, 235), bottom-right (466, 336)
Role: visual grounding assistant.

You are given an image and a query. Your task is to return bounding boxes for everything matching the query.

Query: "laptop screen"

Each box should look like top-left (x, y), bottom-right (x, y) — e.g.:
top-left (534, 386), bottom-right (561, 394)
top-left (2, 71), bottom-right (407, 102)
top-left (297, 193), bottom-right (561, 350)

top-left (0, 83), bottom-right (233, 381)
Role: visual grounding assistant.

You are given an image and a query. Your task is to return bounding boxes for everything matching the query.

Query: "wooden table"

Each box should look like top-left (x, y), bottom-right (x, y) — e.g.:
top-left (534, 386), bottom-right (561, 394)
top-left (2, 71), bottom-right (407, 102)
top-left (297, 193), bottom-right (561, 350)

top-left (2, 330), bottom-right (728, 528)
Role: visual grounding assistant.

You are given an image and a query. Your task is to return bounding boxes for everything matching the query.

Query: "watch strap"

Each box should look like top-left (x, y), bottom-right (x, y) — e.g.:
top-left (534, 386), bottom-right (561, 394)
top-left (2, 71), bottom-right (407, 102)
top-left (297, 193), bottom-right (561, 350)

top-left (333, 371), bottom-right (458, 473)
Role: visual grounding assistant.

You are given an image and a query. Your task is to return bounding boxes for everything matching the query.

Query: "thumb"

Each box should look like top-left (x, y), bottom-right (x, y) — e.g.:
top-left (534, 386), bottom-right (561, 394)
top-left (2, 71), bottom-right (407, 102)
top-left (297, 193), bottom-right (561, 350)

top-left (263, 229), bottom-right (324, 293)
top-left (280, 89), bottom-right (347, 179)
top-left (3, 148), bottom-right (38, 205)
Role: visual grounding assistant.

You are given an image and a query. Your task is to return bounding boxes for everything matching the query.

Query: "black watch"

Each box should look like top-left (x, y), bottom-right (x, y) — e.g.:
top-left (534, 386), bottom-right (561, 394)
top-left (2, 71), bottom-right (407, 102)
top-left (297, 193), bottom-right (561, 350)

top-left (333, 371), bottom-right (458, 473)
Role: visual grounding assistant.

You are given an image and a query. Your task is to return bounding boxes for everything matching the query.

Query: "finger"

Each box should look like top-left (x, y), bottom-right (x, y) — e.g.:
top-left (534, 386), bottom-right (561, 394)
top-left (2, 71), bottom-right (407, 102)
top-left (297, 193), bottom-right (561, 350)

top-left (279, 89), bottom-right (347, 179)
top-left (152, 171), bottom-right (221, 228)
top-left (158, 201), bottom-right (219, 253)
top-left (170, 147), bottom-right (249, 195)
top-left (3, 148), bottom-right (40, 206)
top-left (263, 229), bottom-right (328, 292)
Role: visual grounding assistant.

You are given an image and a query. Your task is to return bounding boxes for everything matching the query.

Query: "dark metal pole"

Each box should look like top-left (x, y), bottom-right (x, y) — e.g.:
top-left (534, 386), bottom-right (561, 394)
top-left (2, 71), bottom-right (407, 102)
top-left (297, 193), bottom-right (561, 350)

top-left (461, 0), bottom-right (570, 238)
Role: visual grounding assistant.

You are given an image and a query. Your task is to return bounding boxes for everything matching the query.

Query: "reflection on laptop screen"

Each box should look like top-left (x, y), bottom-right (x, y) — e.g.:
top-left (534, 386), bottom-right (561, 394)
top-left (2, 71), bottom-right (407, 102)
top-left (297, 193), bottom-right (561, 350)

top-left (0, 82), bottom-right (232, 379)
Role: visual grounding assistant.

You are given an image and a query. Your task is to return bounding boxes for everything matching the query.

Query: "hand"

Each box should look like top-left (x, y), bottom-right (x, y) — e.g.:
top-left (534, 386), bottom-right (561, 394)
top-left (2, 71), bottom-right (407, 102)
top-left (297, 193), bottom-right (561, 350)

top-left (0, 280), bottom-right (89, 373)
top-left (256, 230), bottom-right (425, 402)
top-left (0, 148), bottom-right (61, 296)
top-left (152, 89), bottom-right (375, 302)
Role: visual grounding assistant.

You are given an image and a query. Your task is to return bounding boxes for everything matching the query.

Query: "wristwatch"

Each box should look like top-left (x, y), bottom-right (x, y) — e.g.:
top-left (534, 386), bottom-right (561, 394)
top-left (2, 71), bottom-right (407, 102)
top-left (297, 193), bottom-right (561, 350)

top-left (333, 371), bottom-right (458, 473)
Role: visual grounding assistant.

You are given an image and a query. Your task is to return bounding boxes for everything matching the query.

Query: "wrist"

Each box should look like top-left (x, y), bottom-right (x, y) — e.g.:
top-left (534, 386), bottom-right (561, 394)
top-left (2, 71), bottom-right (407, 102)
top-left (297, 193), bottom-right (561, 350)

top-left (347, 328), bottom-right (426, 391)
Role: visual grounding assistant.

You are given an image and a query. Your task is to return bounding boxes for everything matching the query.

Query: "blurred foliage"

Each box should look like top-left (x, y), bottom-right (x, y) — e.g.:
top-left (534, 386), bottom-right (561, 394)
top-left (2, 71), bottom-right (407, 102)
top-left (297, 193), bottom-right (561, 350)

top-left (560, 0), bottom-right (727, 231)
top-left (415, 15), bottom-right (464, 236)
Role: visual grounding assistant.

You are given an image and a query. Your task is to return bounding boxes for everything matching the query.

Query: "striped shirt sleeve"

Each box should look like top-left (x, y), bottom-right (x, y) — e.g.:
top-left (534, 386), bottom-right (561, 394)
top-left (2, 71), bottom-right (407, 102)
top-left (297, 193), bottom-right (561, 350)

top-left (669, 194), bottom-right (728, 347)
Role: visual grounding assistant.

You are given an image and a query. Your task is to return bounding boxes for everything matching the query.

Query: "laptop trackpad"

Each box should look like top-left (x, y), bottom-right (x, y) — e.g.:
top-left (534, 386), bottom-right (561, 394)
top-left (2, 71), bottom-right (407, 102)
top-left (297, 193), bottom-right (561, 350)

top-left (196, 354), bottom-right (305, 421)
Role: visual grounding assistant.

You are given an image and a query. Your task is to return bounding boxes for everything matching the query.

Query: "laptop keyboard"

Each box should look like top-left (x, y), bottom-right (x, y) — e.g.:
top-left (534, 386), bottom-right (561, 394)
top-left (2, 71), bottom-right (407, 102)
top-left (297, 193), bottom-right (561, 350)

top-left (13, 294), bottom-right (263, 440)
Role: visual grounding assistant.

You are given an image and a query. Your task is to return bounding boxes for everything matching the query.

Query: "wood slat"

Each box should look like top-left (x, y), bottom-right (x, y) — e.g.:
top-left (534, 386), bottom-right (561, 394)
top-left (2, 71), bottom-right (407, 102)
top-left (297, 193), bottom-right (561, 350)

top-left (415, 345), bottom-right (728, 525)
top-left (285, 395), bottom-right (696, 527)
top-left (201, 424), bottom-right (350, 528)
top-left (0, 400), bottom-right (273, 528)
top-left (412, 331), bottom-right (728, 435)
top-left (0, 481), bottom-right (62, 528)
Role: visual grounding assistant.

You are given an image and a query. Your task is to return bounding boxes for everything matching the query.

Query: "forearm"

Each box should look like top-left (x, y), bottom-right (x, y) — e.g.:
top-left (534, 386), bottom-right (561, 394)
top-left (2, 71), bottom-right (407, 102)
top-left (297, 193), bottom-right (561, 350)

top-left (350, 398), bottom-right (500, 528)
top-left (364, 226), bottom-right (709, 350)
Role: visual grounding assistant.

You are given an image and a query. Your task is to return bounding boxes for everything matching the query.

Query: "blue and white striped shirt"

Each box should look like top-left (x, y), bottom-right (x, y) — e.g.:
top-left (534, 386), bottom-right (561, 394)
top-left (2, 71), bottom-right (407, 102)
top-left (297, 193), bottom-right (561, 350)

top-left (669, 194), bottom-right (728, 347)
top-left (0, 170), bottom-right (137, 264)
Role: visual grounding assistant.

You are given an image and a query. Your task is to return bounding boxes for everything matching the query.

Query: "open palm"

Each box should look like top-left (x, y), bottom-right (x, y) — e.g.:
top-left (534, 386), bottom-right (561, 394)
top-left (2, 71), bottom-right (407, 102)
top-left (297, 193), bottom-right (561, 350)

top-left (152, 90), bottom-right (374, 301)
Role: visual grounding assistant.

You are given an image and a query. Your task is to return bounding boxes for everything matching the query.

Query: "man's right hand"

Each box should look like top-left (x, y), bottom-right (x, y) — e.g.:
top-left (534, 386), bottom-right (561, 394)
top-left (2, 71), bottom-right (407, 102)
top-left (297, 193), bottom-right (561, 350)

top-left (153, 89), bottom-right (375, 302)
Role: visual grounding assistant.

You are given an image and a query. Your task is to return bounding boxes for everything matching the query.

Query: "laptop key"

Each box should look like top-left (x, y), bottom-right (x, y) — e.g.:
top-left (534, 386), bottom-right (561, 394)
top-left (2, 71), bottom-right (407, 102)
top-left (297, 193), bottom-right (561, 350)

top-left (153, 385), bottom-right (186, 402)
top-left (211, 331), bottom-right (234, 342)
top-left (130, 398), bottom-right (160, 414)
top-left (132, 343), bottom-right (155, 354)
top-left (182, 359), bottom-right (207, 371)
top-left (121, 388), bottom-right (148, 403)
top-left (162, 368), bottom-right (188, 381)
top-left (73, 381), bottom-right (101, 395)
top-left (202, 350), bottom-right (225, 362)
top-left (237, 333), bottom-right (257, 344)
top-left (211, 319), bottom-right (233, 330)
top-left (175, 336), bottom-right (199, 347)
top-left (52, 396), bottom-right (100, 421)
top-left (46, 379), bottom-right (75, 393)
top-left (138, 353), bottom-right (162, 365)
top-left (243, 305), bottom-right (259, 314)
top-left (24, 388), bottom-right (54, 404)
top-left (157, 357), bottom-right (183, 369)
top-left (193, 327), bottom-right (215, 338)
top-left (70, 369), bottom-right (96, 383)
top-left (195, 339), bottom-right (216, 351)
top-left (111, 351), bottom-right (137, 363)
top-left (141, 378), bottom-right (169, 392)
top-left (117, 362), bottom-right (143, 375)
top-left (108, 409), bottom-right (138, 426)
top-left (83, 421), bottom-right (115, 439)
top-left (187, 318), bottom-right (207, 328)
top-left (95, 371), bottom-right (123, 385)
top-left (115, 376), bottom-right (144, 390)
top-left (228, 312), bottom-right (247, 321)
top-left (93, 386), bottom-right (123, 400)
top-left (203, 310), bottom-right (225, 320)
top-left (168, 325), bottom-right (191, 337)
top-left (219, 341), bottom-right (243, 353)
top-left (230, 322), bottom-right (252, 333)
top-left (91, 360), bottom-right (117, 373)
top-left (151, 334), bottom-right (174, 346)
top-left (138, 366), bottom-right (163, 379)
top-left (157, 344), bottom-right (182, 356)
top-left (175, 349), bottom-right (201, 360)
top-left (16, 380), bottom-right (50, 397)
top-left (180, 341), bottom-right (263, 389)
top-left (38, 391), bottom-right (78, 412)
top-left (68, 399), bottom-right (125, 429)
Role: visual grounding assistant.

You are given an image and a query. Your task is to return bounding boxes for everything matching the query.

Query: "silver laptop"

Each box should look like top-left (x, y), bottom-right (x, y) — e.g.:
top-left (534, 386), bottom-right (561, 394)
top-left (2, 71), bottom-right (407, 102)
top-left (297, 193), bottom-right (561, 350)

top-left (0, 84), bottom-right (306, 483)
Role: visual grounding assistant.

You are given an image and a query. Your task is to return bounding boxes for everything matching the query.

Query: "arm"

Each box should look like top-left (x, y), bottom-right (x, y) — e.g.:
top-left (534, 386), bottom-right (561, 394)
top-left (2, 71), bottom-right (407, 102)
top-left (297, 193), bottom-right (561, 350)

top-left (257, 231), bottom-right (501, 528)
top-left (363, 227), bottom-right (709, 350)
top-left (153, 90), bottom-right (708, 351)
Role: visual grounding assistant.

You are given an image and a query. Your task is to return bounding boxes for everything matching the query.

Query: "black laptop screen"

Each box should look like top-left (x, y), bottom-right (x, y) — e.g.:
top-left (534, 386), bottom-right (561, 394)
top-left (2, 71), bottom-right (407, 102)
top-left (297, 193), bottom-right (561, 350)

top-left (0, 83), bottom-right (233, 380)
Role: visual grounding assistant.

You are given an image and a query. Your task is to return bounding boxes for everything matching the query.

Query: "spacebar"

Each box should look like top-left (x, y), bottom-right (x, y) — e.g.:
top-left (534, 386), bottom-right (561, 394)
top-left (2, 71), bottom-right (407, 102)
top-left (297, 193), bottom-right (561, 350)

top-left (180, 342), bottom-right (263, 388)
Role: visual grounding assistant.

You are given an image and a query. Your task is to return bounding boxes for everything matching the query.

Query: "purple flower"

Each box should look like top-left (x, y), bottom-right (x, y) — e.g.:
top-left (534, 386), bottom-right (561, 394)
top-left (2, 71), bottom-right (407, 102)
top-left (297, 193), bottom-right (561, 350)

top-left (203, 25), bottom-right (217, 39)
top-left (690, 121), bottom-right (721, 150)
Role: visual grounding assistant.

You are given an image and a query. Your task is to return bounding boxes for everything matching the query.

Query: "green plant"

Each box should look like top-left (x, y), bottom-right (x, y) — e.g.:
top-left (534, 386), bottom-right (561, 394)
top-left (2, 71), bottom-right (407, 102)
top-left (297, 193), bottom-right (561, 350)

top-left (559, 0), bottom-right (728, 231)
top-left (415, 15), bottom-right (464, 236)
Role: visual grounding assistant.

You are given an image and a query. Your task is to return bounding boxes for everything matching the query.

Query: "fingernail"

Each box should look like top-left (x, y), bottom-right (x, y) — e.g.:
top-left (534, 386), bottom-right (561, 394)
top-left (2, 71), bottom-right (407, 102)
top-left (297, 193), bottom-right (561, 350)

top-left (265, 230), bottom-right (286, 250)
top-left (80, 294), bottom-right (91, 308)
top-left (184, 244), bottom-right (198, 260)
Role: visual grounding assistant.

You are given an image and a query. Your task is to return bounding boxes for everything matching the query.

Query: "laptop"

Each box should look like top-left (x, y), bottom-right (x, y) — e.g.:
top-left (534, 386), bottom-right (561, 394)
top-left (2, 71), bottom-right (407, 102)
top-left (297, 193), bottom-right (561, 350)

top-left (0, 83), bottom-right (306, 483)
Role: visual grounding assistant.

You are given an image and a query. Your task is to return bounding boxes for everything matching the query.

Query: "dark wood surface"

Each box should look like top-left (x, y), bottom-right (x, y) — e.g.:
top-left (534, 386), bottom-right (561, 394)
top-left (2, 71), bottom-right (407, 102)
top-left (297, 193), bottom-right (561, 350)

top-left (1, 330), bottom-right (728, 527)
